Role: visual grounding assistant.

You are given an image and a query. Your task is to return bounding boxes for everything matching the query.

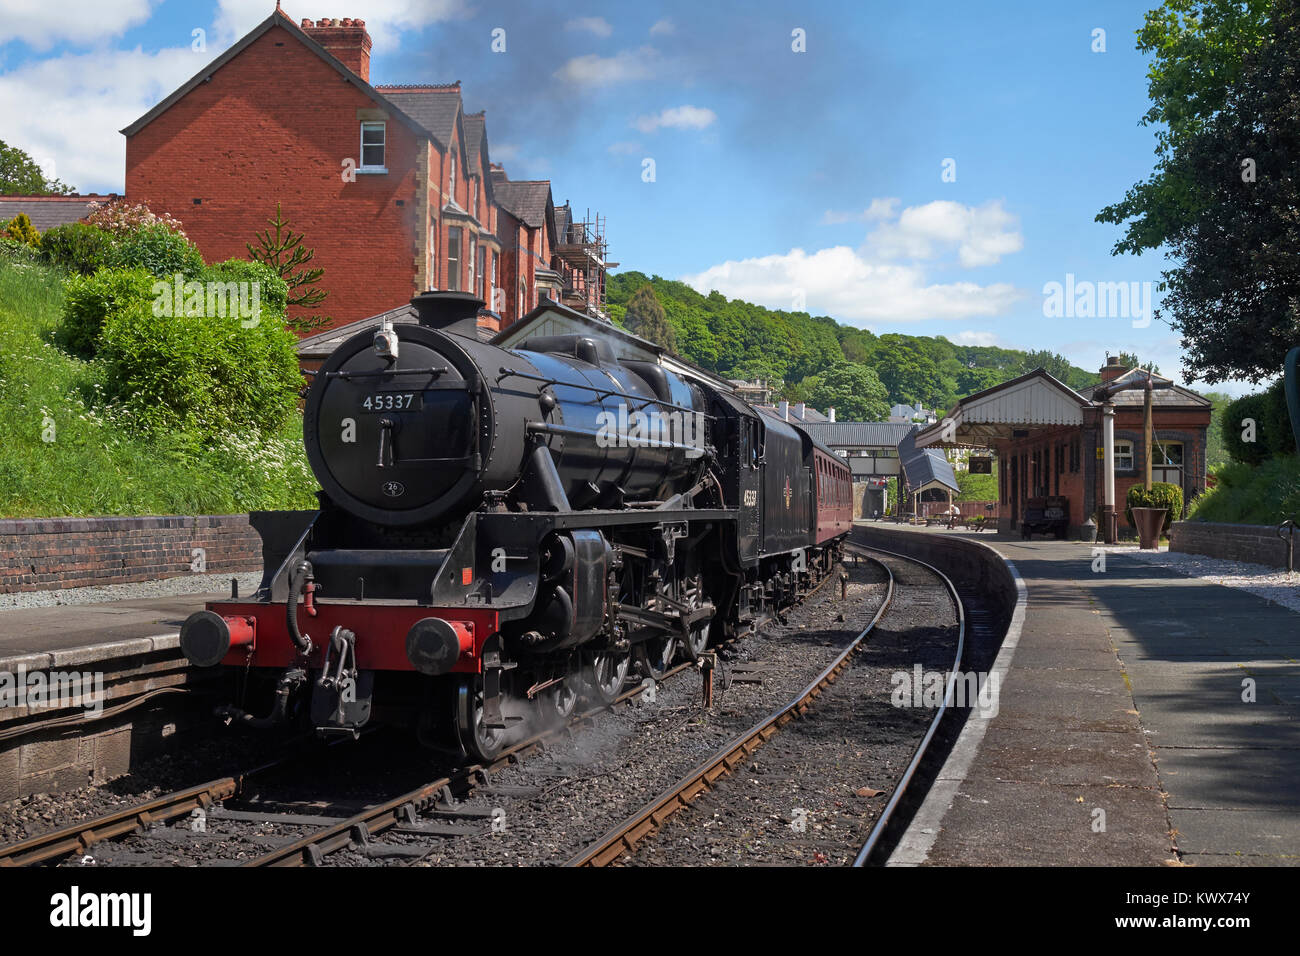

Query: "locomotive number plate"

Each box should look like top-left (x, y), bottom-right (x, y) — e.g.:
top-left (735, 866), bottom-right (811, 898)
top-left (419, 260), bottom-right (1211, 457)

top-left (360, 392), bottom-right (421, 412)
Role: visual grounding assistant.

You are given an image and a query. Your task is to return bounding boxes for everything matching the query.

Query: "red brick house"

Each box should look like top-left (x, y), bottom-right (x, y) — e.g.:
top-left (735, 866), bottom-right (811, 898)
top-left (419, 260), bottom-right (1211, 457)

top-left (121, 9), bottom-right (602, 332)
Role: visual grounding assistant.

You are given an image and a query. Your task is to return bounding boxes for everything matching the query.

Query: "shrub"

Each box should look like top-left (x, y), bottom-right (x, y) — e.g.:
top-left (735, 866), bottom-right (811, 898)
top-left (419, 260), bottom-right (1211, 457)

top-left (108, 222), bottom-right (204, 277)
top-left (82, 199), bottom-right (187, 237)
top-left (40, 222), bottom-right (111, 275)
top-left (1223, 382), bottom-right (1293, 464)
top-left (97, 267), bottom-right (300, 438)
top-left (59, 267), bottom-right (157, 358)
top-left (1125, 481), bottom-right (1184, 533)
top-left (2, 213), bottom-right (40, 248)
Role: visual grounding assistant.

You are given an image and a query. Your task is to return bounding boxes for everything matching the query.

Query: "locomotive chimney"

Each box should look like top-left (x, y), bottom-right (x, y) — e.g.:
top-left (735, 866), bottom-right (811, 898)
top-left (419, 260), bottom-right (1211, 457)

top-left (410, 291), bottom-right (484, 337)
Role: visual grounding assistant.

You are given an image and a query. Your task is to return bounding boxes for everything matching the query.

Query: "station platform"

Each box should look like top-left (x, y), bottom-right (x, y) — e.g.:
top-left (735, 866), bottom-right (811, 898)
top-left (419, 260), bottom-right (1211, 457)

top-left (880, 525), bottom-right (1300, 866)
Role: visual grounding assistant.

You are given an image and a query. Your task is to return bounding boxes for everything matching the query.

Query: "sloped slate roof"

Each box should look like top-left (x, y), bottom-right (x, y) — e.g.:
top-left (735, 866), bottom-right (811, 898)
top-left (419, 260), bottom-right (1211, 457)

top-left (493, 179), bottom-right (551, 228)
top-left (898, 428), bottom-right (959, 493)
top-left (1078, 369), bottom-right (1209, 407)
top-left (462, 112), bottom-right (486, 171)
top-left (376, 86), bottom-right (462, 149)
top-left (0, 196), bottom-right (115, 231)
top-left (799, 421), bottom-right (915, 448)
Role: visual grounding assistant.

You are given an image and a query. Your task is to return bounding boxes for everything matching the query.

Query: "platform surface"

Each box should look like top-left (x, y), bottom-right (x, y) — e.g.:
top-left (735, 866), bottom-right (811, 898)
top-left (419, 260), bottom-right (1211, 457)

top-left (0, 593), bottom-right (218, 670)
top-left (880, 525), bottom-right (1300, 866)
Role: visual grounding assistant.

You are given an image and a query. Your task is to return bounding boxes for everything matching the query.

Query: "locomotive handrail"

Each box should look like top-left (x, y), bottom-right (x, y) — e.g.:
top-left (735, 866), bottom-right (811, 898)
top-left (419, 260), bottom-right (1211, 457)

top-left (497, 365), bottom-right (715, 419)
top-left (324, 366), bottom-right (449, 380)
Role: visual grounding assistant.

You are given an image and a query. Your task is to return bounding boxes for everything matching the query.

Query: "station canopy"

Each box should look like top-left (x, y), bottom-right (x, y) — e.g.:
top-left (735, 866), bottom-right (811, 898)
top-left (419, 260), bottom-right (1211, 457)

top-left (914, 369), bottom-right (1090, 449)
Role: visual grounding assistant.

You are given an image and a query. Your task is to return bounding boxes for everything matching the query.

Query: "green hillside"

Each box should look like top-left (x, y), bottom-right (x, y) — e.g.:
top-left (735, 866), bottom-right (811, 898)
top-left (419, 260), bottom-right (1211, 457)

top-left (607, 271), bottom-right (1102, 415)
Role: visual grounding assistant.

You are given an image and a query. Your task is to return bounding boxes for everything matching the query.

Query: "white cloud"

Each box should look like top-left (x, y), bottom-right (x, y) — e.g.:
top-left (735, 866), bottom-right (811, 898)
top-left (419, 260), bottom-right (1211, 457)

top-left (607, 140), bottom-right (643, 155)
top-left (681, 246), bottom-right (1024, 323)
top-left (632, 104), bottom-right (716, 134)
top-left (821, 197), bottom-right (899, 225)
top-left (214, 0), bottom-right (467, 50)
top-left (565, 17), bottom-right (613, 37)
top-left (649, 19), bottom-right (675, 36)
top-left (0, 0), bottom-right (156, 49)
top-left (866, 199), bottom-right (1022, 268)
top-left (0, 45), bottom-right (219, 192)
top-left (951, 330), bottom-right (1001, 347)
top-left (554, 46), bottom-right (659, 86)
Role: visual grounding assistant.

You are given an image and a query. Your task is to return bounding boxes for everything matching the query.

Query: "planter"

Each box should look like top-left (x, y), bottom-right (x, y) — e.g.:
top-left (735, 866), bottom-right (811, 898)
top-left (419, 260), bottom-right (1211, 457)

top-left (1080, 518), bottom-right (1097, 543)
top-left (1131, 507), bottom-right (1168, 551)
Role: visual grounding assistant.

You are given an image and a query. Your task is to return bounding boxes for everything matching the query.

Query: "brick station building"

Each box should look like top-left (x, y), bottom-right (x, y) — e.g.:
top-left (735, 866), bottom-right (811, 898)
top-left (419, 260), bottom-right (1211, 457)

top-left (120, 8), bottom-right (609, 333)
top-left (914, 356), bottom-right (1212, 537)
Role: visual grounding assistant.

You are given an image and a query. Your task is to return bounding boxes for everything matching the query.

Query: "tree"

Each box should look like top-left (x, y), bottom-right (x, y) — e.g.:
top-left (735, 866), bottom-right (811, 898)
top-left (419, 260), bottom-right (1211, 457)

top-left (805, 363), bottom-right (890, 421)
top-left (1157, 0), bottom-right (1300, 382)
top-left (872, 336), bottom-right (946, 408)
top-left (247, 203), bottom-right (330, 333)
top-left (1095, 0), bottom-right (1273, 256)
top-left (624, 283), bottom-right (677, 352)
top-left (1116, 351), bottom-right (1161, 374)
top-left (0, 140), bottom-right (74, 195)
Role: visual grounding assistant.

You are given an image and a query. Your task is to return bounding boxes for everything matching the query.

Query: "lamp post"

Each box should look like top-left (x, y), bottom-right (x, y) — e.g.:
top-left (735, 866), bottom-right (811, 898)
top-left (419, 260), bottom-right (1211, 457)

top-left (1102, 402), bottom-right (1116, 544)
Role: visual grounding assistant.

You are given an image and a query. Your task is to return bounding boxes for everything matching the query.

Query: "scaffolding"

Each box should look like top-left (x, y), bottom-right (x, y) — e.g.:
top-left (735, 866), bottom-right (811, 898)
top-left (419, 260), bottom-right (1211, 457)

top-left (554, 204), bottom-right (615, 318)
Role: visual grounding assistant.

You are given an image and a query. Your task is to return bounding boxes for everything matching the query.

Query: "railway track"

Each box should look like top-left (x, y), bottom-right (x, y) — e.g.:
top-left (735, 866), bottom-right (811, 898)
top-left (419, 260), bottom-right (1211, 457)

top-left (564, 543), bottom-right (967, 867)
top-left (0, 561), bottom-right (846, 868)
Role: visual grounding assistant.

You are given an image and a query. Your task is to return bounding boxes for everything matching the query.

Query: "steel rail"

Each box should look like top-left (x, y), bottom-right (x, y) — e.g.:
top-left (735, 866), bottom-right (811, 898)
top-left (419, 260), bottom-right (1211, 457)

top-left (0, 561), bottom-right (841, 868)
top-left (852, 543), bottom-right (967, 866)
top-left (246, 563), bottom-right (842, 867)
top-left (563, 545), bottom-right (895, 867)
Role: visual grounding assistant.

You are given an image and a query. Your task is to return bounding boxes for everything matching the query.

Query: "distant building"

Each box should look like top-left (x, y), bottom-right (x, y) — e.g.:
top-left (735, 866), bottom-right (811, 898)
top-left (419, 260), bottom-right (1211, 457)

top-left (915, 356), bottom-right (1211, 536)
top-left (888, 402), bottom-right (938, 425)
top-left (0, 194), bottom-right (119, 231)
top-left (798, 421), bottom-right (955, 517)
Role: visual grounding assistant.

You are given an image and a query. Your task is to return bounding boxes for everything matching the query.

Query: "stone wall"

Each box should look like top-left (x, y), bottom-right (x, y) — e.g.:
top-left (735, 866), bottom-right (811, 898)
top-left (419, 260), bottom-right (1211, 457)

top-left (1169, 521), bottom-right (1287, 568)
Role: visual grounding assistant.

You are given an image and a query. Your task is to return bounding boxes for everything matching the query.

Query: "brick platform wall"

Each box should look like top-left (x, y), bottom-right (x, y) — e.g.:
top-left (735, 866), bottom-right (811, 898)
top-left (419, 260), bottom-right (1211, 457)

top-left (0, 515), bottom-right (262, 593)
top-left (1169, 521), bottom-right (1285, 568)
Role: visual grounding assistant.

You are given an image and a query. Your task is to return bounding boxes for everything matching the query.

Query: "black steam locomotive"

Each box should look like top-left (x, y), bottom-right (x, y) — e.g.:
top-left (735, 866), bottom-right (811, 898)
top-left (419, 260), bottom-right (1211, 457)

top-left (181, 292), bottom-right (852, 760)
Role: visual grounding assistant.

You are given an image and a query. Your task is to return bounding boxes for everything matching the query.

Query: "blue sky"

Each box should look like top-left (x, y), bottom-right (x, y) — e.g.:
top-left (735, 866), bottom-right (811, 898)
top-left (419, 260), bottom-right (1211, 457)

top-left (0, 0), bottom-right (1226, 390)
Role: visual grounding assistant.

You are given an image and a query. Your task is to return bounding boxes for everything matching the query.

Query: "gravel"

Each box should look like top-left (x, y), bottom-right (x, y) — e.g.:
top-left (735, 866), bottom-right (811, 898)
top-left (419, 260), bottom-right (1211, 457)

top-left (1098, 544), bottom-right (1300, 614)
top-left (628, 552), bottom-right (962, 866)
top-left (0, 559), bottom-right (916, 867)
top-left (0, 571), bottom-right (262, 612)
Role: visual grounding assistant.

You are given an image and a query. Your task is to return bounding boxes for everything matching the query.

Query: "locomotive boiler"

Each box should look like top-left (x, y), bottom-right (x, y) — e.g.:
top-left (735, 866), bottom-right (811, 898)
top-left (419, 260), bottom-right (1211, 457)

top-left (181, 291), bottom-right (852, 760)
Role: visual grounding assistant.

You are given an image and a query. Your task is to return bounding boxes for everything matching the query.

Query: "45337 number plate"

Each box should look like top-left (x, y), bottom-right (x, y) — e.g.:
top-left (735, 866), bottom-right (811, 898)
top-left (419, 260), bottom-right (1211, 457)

top-left (360, 392), bottom-right (422, 412)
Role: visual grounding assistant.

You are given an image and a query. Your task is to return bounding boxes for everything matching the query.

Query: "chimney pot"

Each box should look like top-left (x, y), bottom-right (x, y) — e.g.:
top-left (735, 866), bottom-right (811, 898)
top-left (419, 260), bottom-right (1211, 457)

top-left (828, 407), bottom-right (836, 422)
top-left (779, 401), bottom-right (789, 421)
top-left (301, 15), bottom-right (373, 82)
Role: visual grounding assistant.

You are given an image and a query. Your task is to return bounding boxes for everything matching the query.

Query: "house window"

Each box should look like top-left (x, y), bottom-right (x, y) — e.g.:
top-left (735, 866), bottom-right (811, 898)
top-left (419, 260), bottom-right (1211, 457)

top-left (1113, 440), bottom-right (1134, 471)
top-left (472, 178), bottom-right (480, 220)
top-left (473, 234), bottom-right (483, 293)
top-left (1154, 440), bottom-right (1183, 466)
top-left (477, 245), bottom-right (487, 299)
top-left (448, 154), bottom-right (456, 203)
top-left (360, 122), bottom-right (386, 171)
top-left (518, 279), bottom-right (526, 319)
top-left (447, 227), bottom-right (462, 291)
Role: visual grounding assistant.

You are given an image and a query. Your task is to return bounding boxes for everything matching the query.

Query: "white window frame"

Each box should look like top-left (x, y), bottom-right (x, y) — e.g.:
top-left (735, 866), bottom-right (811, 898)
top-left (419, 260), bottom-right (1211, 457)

top-left (359, 122), bottom-right (387, 173)
top-left (447, 227), bottom-right (462, 292)
top-left (1114, 440), bottom-right (1134, 471)
top-left (448, 153), bottom-right (456, 203)
top-left (468, 236), bottom-right (477, 296)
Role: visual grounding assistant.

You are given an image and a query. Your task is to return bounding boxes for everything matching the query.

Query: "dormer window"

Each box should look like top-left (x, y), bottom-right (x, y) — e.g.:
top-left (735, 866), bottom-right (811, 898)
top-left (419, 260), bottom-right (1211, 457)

top-left (448, 154), bottom-right (457, 202)
top-left (359, 122), bottom-right (386, 172)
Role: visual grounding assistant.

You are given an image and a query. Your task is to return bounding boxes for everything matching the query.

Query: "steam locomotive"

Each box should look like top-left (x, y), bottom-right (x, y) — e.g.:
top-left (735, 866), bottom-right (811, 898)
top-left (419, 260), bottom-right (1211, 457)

top-left (180, 292), bottom-right (852, 760)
